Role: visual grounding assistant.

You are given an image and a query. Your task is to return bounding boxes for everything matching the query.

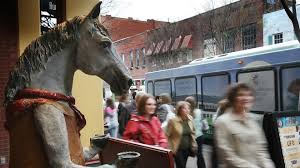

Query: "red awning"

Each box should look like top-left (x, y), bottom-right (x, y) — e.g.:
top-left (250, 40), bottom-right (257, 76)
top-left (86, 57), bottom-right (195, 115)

top-left (171, 36), bottom-right (182, 51)
top-left (146, 43), bottom-right (156, 55)
top-left (154, 41), bottom-right (164, 54)
top-left (180, 35), bottom-right (192, 49)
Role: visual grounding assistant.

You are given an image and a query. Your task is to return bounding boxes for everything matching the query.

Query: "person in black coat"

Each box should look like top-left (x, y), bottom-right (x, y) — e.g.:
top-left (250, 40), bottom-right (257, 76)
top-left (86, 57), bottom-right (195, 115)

top-left (117, 94), bottom-right (131, 137)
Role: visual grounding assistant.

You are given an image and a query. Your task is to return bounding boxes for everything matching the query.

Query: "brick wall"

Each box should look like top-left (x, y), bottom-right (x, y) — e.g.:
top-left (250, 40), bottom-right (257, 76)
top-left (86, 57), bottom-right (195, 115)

top-left (107, 16), bottom-right (168, 88)
top-left (114, 32), bottom-right (148, 80)
top-left (0, 1), bottom-right (18, 167)
top-left (101, 15), bottom-right (167, 41)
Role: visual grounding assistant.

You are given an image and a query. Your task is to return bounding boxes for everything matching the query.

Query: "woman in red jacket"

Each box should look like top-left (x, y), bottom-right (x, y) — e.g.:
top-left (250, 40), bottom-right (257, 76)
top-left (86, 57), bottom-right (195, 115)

top-left (122, 94), bottom-right (168, 148)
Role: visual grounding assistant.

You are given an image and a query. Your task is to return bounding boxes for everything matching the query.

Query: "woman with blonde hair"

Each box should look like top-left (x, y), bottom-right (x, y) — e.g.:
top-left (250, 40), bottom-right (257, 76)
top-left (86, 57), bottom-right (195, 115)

top-left (166, 101), bottom-right (197, 168)
top-left (185, 96), bottom-right (207, 168)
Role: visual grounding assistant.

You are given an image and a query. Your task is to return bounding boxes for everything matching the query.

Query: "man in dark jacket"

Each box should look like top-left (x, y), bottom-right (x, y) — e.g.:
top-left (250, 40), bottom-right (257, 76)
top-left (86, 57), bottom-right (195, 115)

top-left (125, 92), bottom-right (146, 114)
top-left (117, 94), bottom-right (131, 137)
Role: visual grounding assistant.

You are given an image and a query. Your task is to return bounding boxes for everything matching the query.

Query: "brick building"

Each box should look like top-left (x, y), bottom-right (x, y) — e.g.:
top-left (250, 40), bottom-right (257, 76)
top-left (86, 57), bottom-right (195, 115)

top-left (101, 16), bottom-right (167, 94)
top-left (146, 0), bottom-right (265, 72)
top-left (101, 15), bottom-right (167, 41)
top-left (114, 32), bottom-right (148, 91)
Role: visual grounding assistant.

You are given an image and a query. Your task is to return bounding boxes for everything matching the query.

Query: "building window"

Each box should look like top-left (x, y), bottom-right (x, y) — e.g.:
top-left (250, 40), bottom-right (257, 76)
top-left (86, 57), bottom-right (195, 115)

top-left (160, 56), bottom-right (165, 65)
top-left (151, 57), bottom-right (156, 67)
top-left (273, 33), bottom-right (283, 44)
top-left (135, 49), bottom-right (140, 68)
top-left (130, 51), bottom-right (134, 68)
top-left (242, 23), bottom-right (256, 50)
top-left (166, 55), bottom-right (173, 64)
top-left (204, 38), bottom-right (217, 57)
top-left (187, 51), bottom-right (193, 62)
top-left (142, 48), bottom-right (146, 67)
top-left (224, 30), bottom-right (235, 53)
top-left (177, 53), bottom-right (182, 63)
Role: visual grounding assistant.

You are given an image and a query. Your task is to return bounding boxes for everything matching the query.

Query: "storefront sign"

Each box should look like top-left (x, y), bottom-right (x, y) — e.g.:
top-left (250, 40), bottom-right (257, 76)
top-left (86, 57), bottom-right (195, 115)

top-left (277, 116), bottom-right (300, 167)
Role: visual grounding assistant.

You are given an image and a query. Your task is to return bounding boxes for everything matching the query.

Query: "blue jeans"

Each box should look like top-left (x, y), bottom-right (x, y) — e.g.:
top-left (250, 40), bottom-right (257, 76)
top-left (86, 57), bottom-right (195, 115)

top-left (108, 126), bottom-right (118, 138)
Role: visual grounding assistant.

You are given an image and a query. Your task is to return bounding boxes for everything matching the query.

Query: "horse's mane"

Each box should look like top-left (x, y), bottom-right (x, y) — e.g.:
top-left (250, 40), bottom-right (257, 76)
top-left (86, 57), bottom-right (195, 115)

top-left (4, 16), bottom-right (84, 105)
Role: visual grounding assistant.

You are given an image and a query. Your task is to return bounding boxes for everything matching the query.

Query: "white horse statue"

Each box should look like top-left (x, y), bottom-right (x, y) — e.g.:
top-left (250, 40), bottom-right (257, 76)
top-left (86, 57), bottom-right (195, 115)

top-left (4, 2), bottom-right (134, 168)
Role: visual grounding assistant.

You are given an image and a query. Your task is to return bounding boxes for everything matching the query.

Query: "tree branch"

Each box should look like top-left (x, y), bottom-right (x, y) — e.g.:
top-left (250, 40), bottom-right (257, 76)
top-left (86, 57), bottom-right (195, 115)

top-left (280, 0), bottom-right (296, 20)
top-left (280, 0), bottom-right (300, 42)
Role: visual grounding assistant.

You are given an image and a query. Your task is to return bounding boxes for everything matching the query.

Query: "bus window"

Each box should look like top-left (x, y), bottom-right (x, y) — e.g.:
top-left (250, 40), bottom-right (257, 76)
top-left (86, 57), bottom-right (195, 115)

top-left (147, 81), bottom-right (154, 96)
top-left (175, 77), bottom-right (197, 102)
top-left (154, 80), bottom-right (172, 97)
top-left (202, 74), bottom-right (230, 111)
top-left (281, 66), bottom-right (300, 111)
top-left (238, 69), bottom-right (276, 112)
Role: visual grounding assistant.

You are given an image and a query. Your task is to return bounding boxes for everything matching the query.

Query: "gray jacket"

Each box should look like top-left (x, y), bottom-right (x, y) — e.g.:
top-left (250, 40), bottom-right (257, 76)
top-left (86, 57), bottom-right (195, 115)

top-left (214, 108), bottom-right (275, 168)
top-left (156, 104), bottom-right (174, 123)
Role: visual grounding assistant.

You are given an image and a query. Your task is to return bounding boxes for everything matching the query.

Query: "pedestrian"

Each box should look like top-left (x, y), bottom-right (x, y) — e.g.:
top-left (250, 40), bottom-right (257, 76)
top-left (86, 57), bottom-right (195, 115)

top-left (156, 93), bottom-right (175, 130)
top-left (122, 94), bottom-right (168, 148)
top-left (214, 83), bottom-right (275, 168)
top-left (104, 98), bottom-right (119, 138)
top-left (132, 91), bottom-right (137, 101)
top-left (166, 101), bottom-right (197, 168)
top-left (117, 94), bottom-right (131, 137)
top-left (211, 99), bottom-right (229, 168)
top-left (125, 91), bottom-right (146, 114)
top-left (185, 96), bottom-right (208, 168)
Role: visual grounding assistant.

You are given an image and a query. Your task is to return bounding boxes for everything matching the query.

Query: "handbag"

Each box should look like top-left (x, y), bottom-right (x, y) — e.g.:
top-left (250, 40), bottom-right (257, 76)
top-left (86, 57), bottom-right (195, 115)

top-left (189, 145), bottom-right (197, 157)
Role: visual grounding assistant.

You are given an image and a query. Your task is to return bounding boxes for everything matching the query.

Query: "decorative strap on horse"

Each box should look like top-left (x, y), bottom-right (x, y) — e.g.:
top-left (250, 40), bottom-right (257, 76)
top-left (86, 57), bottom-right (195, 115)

top-left (6, 88), bottom-right (86, 130)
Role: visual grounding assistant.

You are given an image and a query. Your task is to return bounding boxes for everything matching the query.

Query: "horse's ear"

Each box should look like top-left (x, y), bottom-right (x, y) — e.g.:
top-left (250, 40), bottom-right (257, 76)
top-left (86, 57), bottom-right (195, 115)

top-left (87, 1), bottom-right (102, 19)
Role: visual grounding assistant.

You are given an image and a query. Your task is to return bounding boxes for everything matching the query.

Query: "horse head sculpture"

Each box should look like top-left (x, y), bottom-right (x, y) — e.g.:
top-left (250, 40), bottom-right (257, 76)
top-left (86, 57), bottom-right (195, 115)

top-left (4, 2), bottom-right (135, 168)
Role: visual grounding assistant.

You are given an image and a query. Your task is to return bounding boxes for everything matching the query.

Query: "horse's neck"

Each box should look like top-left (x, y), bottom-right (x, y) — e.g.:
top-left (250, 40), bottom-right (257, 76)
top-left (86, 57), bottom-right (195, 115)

top-left (30, 46), bottom-right (76, 96)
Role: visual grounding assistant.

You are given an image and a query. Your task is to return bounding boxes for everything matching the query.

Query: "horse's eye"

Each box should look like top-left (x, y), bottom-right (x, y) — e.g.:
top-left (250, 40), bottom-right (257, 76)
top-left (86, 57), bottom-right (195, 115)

top-left (101, 41), bottom-right (111, 48)
top-left (93, 22), bottom-right (98, 28)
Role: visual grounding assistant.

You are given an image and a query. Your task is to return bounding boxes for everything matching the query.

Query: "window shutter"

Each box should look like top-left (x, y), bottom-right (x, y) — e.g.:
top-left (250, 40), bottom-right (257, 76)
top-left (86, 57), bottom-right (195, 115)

top-left (268, 35), bottom-right (273, 45)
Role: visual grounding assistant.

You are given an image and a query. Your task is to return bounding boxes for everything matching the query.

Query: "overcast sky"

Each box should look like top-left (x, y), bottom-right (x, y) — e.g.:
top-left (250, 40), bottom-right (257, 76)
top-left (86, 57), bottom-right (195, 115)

top-left (102, 0), bottom-right (240, 22)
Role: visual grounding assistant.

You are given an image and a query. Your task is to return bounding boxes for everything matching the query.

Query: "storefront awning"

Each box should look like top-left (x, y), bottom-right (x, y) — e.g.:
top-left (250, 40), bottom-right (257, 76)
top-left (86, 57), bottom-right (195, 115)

top-left (154, 41), bottom-right (164, 54)
top-left (180, 35), bottom-right (192, 49)
top-left (171, 36), bottom-right (182, 51)
top-left (146, 43), bottom-right (156, 55)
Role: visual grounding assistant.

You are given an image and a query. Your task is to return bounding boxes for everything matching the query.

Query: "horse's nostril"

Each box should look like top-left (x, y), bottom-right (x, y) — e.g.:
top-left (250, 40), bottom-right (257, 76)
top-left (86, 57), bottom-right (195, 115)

top-left (128, 79), bottom-right (134, 87)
